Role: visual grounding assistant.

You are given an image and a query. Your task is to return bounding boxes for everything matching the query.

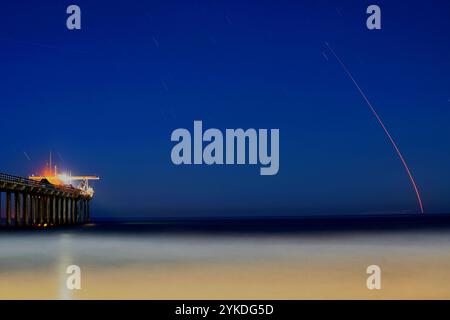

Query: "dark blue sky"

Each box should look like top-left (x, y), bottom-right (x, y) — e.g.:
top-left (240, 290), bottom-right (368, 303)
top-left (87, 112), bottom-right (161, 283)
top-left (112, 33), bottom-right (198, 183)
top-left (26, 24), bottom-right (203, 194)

top-left (1, 0), bottom-right (449, 217)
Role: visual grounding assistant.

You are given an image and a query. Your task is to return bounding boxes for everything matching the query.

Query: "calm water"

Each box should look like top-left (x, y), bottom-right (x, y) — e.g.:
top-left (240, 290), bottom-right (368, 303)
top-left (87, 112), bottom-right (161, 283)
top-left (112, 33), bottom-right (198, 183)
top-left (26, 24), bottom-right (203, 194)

top-left (1, 221), bottom-right (450, 299)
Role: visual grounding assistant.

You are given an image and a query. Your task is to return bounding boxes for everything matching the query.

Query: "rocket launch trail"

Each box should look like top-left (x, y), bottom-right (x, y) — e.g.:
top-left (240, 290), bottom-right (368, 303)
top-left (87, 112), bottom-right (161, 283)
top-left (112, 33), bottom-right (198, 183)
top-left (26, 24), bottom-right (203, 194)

top-left (324, 42), bottom-right (424, 214)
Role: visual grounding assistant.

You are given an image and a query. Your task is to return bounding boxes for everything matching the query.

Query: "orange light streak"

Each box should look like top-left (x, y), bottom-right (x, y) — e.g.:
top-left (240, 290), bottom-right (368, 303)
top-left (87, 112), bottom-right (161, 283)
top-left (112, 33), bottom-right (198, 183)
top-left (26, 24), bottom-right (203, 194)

top-left (325, 42), bottom-right (424, 214)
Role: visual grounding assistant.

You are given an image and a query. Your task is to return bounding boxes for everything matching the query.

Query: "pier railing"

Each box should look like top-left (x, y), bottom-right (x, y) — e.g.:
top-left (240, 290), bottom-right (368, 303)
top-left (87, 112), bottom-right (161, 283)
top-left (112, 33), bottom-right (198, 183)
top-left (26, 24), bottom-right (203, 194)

top-left (0, 172), bottom-right (42, 186)
top-left (0, 172), bottom-right (81, 194)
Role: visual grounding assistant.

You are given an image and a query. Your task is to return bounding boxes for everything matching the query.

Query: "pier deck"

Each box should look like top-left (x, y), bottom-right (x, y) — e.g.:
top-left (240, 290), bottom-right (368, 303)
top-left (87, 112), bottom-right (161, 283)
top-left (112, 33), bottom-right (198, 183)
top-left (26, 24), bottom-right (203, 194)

top-left (0, 173), bottom-right (91, 227)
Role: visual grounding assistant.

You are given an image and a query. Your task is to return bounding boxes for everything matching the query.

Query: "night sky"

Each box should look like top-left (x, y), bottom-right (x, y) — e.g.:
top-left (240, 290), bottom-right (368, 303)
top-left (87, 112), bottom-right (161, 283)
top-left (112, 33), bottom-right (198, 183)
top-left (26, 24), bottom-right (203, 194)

top-left (1, 0), bottom-right (449, 217)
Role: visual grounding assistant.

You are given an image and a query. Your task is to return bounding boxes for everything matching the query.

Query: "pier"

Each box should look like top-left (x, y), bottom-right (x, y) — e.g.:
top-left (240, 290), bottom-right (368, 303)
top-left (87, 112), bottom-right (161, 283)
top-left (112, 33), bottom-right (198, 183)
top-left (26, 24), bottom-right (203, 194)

top-left (0, 172), bottom-right (92, 227)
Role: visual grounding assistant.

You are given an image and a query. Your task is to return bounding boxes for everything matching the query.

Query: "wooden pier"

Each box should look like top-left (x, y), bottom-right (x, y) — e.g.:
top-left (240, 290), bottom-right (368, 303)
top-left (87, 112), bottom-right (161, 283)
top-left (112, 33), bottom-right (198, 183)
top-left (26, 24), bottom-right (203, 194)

top-left (0, 173), bottom-right (91, 227)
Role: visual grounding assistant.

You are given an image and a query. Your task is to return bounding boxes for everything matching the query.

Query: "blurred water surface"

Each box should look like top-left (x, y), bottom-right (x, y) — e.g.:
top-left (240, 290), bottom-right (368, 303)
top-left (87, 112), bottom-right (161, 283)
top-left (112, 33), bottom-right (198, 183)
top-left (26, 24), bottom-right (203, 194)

top-left (1, 222), bottom-right (450, 299)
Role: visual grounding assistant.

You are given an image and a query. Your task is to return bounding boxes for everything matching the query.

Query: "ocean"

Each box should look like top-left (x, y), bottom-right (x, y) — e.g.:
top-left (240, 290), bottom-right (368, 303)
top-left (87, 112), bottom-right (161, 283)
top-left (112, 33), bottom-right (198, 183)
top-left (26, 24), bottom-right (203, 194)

top-left (1, 216), bottom-right (450, 299)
